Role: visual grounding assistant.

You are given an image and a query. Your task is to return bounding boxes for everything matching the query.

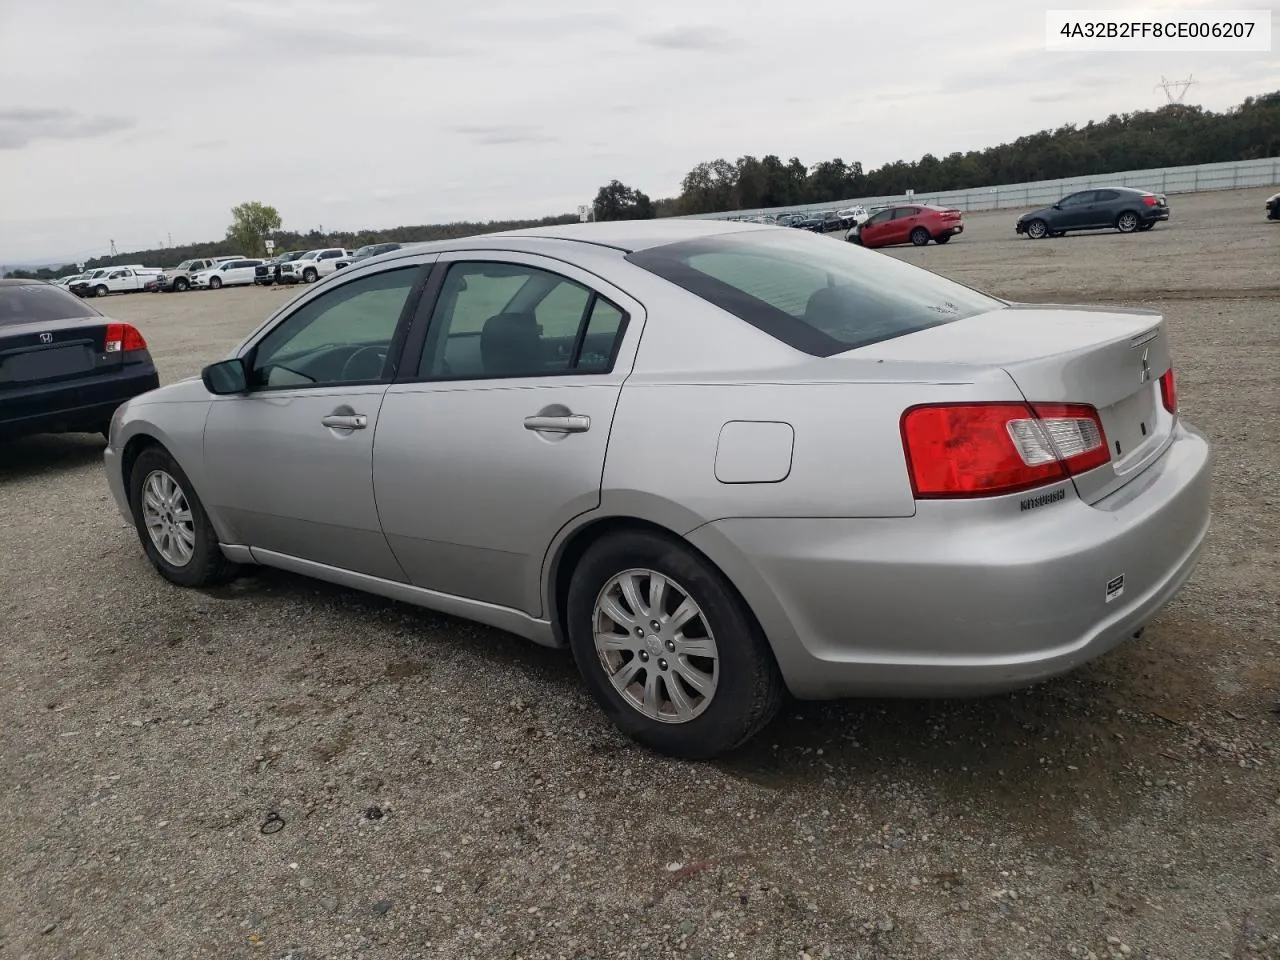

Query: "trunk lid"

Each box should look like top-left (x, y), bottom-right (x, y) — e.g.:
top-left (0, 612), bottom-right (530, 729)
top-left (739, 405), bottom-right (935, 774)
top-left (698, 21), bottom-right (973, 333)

top-left (852, 305), bottom-right (1176, 504)
top-left (0, 320), bottom-right (122, 388)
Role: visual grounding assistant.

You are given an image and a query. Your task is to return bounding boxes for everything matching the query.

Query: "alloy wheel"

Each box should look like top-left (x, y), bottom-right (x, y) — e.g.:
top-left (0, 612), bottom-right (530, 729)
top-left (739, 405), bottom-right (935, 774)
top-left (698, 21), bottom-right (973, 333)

top-left (141, 469), bottom-right (196, 567)
top-left (592, 568), bottom-right (719, 723)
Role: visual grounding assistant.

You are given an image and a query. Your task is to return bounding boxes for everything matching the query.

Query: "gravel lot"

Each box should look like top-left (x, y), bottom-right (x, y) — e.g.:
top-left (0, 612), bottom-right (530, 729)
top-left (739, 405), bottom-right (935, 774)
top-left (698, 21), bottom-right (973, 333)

top-left (2, 187), bottom-right (1278, 960)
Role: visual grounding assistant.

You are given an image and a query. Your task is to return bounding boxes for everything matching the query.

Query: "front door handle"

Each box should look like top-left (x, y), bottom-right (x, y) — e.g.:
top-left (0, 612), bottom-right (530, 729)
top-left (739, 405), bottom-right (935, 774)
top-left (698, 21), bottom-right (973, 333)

top-left (321, 414), bottom-right (368, 430)
top-left (524, 414), bottom-right (590, 434)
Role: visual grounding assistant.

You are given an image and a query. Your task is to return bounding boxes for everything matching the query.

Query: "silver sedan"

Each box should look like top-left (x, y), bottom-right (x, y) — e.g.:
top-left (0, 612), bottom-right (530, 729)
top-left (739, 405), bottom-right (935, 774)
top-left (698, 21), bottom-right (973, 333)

top-left (104, 220), bottom-right (1213, 759)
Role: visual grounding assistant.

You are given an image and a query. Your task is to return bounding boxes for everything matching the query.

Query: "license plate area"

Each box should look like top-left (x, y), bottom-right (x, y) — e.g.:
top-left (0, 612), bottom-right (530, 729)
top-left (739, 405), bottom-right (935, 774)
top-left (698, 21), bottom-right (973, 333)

top-left (0, 345), bottom-right (96, 384)
top-left (1099, 384), bottom-right (1161, 470)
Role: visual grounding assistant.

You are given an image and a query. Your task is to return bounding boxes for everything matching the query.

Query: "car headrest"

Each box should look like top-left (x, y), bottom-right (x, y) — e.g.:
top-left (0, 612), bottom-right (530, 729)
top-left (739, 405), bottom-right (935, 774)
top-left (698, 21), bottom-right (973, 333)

top-left (480, 312), bottom-right (541, 376)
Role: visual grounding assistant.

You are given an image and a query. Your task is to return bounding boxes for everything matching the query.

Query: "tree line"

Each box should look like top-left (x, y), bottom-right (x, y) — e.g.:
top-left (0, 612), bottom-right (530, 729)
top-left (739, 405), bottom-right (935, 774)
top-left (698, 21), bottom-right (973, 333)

top-left (595, 90), bottom-right (1280, 218)
top-left (7, 90), bottom-right (1276, 274)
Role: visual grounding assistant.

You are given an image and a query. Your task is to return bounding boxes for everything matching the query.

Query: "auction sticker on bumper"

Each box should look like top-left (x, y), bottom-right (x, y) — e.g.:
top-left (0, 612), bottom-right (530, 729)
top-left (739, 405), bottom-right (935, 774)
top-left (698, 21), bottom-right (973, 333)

top-left (1106, 574), bottom-right (1125, 603)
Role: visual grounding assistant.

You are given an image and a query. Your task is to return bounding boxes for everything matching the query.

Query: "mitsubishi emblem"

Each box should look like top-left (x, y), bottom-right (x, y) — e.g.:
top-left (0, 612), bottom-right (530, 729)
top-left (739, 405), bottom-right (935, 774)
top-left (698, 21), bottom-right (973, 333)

top-left (1139, 348), bottom-right (1151, 384)
top-left (39, 332), bottom-right (53, 344)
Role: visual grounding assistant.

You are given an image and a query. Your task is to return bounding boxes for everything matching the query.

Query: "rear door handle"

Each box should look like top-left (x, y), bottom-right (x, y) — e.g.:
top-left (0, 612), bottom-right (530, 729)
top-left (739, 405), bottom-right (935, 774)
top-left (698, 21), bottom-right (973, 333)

top-left (524, 414), bottom-right (590, 434)
top-left (321, 414), bottom-right (368, 430)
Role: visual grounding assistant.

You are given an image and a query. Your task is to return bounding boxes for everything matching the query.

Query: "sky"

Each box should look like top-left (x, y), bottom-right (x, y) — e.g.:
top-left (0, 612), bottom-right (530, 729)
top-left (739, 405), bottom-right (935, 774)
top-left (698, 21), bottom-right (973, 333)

top-left (1, 0), bottom-right (1276, 264)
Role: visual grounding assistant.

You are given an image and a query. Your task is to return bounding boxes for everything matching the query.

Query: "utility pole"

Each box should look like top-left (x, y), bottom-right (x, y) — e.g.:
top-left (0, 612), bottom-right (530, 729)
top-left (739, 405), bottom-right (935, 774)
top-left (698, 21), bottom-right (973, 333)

top-left (1155, 75), bottom-right (1196, 104)
top-left (168, 232), bottom-right (172, 248)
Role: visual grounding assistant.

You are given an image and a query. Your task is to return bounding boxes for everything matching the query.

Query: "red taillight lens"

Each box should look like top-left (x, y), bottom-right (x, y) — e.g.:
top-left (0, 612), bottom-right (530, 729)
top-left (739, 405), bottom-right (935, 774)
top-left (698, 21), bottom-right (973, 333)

top-left (901, 402), bottom-right (1110, 498)
top-left (1142, 195), bottom-right (1157, 206)
top-left (104, 322), bottom-right (148, 354)
top-left (1159, 367), bottom-right (1178, 413)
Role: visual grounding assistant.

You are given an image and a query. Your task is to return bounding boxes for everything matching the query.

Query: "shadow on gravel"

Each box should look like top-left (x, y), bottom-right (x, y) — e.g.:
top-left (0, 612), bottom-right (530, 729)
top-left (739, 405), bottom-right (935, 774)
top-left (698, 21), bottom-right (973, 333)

top-left (0, 432), bottom-right (105, 481)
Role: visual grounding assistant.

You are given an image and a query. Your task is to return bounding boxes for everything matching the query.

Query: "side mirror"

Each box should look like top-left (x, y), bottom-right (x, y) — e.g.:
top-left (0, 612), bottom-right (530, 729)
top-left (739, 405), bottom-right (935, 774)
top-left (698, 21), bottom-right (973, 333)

top-left (1052, 203), bottom-right (1062, 210)
top-left (202, 357), bottom-right (249, 395)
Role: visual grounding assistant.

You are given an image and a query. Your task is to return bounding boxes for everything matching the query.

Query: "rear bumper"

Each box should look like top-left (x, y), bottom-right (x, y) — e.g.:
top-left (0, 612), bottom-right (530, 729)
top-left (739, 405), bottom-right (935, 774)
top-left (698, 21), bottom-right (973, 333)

top-left (1142, 209), bottom-right (1170, 223)
top-left (689, 421), bottom-right (1212, 699)
top-left (0, 364), bottom-right (160, 439)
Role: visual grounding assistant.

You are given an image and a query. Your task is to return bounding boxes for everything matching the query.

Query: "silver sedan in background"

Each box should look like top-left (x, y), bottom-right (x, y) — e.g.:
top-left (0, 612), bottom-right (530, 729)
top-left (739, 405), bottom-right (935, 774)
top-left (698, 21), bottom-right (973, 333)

top-left (103, 221), bottom-right (1212, 759)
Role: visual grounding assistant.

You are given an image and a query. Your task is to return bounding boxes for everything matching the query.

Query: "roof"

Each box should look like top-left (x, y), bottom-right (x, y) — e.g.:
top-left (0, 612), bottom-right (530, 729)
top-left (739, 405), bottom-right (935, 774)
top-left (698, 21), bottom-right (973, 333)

top-left (484, 218), bottom-right (769, 253)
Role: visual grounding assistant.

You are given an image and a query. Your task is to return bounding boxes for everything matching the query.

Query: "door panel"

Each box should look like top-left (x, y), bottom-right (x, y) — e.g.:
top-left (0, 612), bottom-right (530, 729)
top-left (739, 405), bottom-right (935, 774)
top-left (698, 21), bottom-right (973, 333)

top-left (374, 253), bottom-right (645, 616)
top-left (200, 262), bottom-right (429, 578)
top-left (204, 386), bottom-right (403, 579)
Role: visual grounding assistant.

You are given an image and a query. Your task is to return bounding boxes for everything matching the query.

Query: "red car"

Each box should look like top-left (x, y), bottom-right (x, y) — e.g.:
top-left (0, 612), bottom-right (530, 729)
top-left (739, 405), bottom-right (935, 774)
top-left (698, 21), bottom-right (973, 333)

top-left (852, 204), bottom-right (964, 248)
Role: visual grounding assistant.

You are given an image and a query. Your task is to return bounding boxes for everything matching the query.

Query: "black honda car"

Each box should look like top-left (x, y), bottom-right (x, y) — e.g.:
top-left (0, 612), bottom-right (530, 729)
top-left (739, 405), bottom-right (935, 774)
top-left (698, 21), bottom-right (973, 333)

top-left (0, 279), bottom-right (159, 441)
top-left (1015, 187), bottom-right (1170, 238)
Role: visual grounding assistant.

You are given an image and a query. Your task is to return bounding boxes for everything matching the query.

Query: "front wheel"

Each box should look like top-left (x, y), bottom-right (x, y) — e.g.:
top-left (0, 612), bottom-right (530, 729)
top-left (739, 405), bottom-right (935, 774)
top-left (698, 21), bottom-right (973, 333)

top-left (1116, 211), bottom-right (1139, 233)
top-left (208, 276), bottom-right (222, 289)
top-left (909, 226), bottom-right (930, 246)
top-left (1025, 218), bottom-right (1048, 240)
top-left (128, 447), bottom-right (236, 588)
top-left (302, 267), bottom-right (318, 283)
top-left (175, 278), bottom-right (189, 292)
top-left (95, 285), bottom-right (109, 298)
top-left (566, 530), bottom-right (784, 759)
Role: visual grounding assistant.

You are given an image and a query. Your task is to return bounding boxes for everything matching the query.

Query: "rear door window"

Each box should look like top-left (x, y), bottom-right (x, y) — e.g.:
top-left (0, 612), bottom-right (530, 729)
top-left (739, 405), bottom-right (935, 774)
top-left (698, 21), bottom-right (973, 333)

top-left (627, 229), bottom-right (1002, 356)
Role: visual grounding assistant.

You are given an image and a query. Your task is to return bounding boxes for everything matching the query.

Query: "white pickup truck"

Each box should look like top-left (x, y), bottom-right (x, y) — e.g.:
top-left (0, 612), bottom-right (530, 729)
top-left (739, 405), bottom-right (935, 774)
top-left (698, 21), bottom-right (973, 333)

top-left (71, 266), bottom-right (160, 298)
top-left (277, 248), bottom-right (352, 284)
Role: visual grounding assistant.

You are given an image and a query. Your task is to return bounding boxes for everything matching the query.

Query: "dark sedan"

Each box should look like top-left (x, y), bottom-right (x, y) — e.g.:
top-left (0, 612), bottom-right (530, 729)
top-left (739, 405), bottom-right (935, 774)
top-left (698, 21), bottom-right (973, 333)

top-left (1015, 187), bottom-right (1169, 238)
top-left (0, 279), bottom-right (159, 441)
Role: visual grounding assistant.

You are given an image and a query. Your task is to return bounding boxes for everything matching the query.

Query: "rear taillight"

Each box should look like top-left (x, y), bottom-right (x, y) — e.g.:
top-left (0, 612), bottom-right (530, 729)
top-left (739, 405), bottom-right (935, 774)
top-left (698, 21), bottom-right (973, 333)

top-left (1159, 367), bottom-right (1178, 413)
top-left (1142, 195), bottom-right (1158, 206)
top-left (104, 322), bottom-right (147, 353)
top-left (901, 401), bottom-right (1110, 498)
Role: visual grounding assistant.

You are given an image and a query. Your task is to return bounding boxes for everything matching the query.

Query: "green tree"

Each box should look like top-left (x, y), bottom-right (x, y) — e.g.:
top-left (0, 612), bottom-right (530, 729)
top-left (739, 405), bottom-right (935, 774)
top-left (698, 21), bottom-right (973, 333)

top-left (226, 201), bottom-right (283, 257)
top-left (592, 180), bottom-right (655, 221)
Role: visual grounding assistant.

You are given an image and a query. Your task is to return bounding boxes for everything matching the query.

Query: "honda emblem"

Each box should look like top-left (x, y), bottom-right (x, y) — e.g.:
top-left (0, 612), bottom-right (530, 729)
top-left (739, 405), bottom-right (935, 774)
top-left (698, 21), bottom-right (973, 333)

top-left (39, 332), bottom-right (53, 344)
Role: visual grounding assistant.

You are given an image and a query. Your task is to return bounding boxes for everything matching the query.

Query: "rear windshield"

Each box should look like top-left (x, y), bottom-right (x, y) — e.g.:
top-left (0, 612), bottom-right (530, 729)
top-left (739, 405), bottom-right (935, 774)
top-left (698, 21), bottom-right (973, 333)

top-left (0, 283), bottom-right (99, 325)
top-left (626, 228), bottom-right (1003, 356)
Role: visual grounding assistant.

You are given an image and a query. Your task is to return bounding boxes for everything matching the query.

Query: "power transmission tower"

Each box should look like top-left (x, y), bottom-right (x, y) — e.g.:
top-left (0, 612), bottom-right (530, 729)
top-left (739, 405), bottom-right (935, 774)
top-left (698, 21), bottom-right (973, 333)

top-left (109, 239), bottom-right (118, 256)
top-left (1155, 75), bottom-right (1195, 104)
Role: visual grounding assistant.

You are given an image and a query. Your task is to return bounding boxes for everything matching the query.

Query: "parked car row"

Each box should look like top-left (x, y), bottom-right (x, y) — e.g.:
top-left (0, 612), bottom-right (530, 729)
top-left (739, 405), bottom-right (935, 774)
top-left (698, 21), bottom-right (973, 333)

top-left (254, 242), bottom-right (405, 287)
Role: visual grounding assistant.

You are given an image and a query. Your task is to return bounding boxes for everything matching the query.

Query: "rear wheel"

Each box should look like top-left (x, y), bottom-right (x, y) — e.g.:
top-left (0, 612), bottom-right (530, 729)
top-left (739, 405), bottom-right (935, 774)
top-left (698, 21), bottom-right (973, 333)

top-left (1026, 218), bottom-right (1048, 239)
top-left (128, 447), bottom-right (235, 588)
top-left (1116, 211), bottom-right (1139, 233)
top-left (910, 227), bottom-right (930, 246)
top-left (565, 530), bottom-right (784, 759)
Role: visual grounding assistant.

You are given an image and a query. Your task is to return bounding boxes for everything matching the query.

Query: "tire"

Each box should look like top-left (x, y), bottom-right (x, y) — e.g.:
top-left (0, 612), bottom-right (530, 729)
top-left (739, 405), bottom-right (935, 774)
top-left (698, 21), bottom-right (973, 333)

top-left (909, 227), bottom-right (930, 246)
top-left (1116, 211), bottom-right (1139, 233)
top-left (934, 233), bottom-right (951, 244)
top-left (208, 276), bottom-right (222, 290)
top-left (175, 278), bottom-right (189, 292)
top-left (128, 446), bottom-right (236, 588)
top-left (1026, 218), bottom-right (1048, 240)
top-left (302, 267), bottom-right (318, 283)
top-left (565, 530), bottom-right (784, 759)
top-left (95, 285), bottom-right (109, 298)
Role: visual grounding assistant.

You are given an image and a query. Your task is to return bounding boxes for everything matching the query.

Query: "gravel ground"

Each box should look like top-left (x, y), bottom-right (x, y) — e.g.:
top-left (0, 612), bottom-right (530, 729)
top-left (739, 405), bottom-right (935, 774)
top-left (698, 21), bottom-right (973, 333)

top-left (2, 187), bottom-right (1277, 960)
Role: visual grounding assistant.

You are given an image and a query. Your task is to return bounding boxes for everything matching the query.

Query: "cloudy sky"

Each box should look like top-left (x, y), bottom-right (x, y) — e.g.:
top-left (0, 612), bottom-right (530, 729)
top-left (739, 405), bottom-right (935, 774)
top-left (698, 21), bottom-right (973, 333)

top-left (1, 0), bottom-right (1276, 263)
